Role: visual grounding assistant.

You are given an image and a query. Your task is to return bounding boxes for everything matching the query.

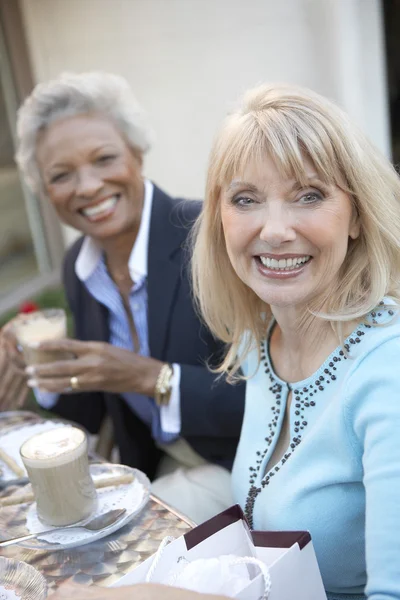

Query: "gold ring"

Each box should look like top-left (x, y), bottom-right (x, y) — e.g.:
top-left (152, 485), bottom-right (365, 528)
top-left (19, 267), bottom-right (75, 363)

top-left (70, 376), bottom-right (79, 390)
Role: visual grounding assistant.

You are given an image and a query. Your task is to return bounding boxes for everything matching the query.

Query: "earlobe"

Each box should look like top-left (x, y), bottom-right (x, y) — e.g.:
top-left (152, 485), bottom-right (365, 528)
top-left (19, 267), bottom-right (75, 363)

top-left (132, 150), bottom-right (143, 168)
top-left (349, 211), bottom-right (361, 240)
top-left (349, 222), bottom-right (361, 240)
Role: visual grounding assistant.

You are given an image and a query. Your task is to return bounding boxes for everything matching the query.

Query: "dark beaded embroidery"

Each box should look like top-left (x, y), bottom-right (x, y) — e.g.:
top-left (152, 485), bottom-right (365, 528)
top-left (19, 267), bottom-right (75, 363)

top-left (243, 317), bottom-right (375, 528)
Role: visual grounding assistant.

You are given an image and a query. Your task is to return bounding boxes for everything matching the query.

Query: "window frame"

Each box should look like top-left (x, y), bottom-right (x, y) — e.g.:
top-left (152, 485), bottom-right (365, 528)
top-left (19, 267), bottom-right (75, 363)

top-left (0, 0), bottom-right (65, 315)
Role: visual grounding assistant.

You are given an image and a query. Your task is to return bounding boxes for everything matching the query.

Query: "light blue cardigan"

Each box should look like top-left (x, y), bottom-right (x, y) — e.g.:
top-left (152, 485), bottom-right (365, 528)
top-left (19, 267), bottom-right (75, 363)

top-left (232, 305), bottom-right (400, 600)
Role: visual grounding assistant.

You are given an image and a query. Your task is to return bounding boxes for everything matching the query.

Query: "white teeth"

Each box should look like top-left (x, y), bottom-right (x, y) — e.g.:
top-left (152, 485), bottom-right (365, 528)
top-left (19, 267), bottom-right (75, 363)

top-left (259, 255), bottom-right (311, 270)
top-left (82, 196), bottom-right (118, 218)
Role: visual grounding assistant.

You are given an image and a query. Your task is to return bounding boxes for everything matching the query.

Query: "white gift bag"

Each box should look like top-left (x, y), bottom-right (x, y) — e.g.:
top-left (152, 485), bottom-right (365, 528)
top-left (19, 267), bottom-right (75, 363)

top-left (112, 505), bottom-right (327, 600)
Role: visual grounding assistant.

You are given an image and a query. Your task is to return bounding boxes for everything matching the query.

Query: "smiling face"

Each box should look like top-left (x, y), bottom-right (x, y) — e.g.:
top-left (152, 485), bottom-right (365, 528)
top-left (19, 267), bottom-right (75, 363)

top-left (36, 113), bottom-right (144, 243)
top-left (220, 153), bottom-right (360, 312)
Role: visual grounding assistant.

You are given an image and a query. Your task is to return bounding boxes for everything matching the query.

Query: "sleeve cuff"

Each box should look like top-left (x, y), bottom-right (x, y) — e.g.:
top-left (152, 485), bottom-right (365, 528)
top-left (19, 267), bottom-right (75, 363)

top-left (34, 389), bottom-right (59, 409)
top-left (160, 363), bottom-right (181, 434)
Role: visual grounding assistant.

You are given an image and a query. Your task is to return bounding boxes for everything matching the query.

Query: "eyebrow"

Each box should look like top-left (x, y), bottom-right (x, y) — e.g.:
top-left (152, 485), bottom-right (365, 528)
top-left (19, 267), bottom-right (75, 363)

top-left (46, 144), bottom-right (120, 170)
top-left (47, 163), bottom-right (70, 171)
top-left (228, 174), bottom-right (327, 193)
top-left (227, 180), bottom-right (259, 192)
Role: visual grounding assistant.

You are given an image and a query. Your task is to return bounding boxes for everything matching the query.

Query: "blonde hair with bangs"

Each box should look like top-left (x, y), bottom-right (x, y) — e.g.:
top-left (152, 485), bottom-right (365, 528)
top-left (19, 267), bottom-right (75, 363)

top-left (191, 83), bottom-right (400, 378)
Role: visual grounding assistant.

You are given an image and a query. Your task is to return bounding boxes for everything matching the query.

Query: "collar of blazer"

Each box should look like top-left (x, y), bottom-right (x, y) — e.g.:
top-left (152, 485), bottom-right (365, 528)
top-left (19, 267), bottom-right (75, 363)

top-left (68, 184), bottom-right (200, 360)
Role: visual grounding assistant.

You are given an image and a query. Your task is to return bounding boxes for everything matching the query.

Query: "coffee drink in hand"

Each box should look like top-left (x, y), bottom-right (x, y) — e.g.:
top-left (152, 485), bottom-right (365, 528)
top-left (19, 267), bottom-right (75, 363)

top-left (20, 426), bottom-right (97, 526)
top-left (13, 309), bottom-right (73, 364)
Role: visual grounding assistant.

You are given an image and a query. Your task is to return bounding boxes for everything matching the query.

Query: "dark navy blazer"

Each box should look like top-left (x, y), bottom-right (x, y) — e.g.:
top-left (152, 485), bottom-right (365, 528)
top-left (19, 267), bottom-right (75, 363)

top-left (51, 185), bottom-right (245, 478)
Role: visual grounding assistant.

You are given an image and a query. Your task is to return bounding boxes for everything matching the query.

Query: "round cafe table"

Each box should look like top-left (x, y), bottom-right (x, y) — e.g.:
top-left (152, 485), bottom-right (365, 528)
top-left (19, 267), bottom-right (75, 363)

top-left (0, 411), bottom-right (194, 593)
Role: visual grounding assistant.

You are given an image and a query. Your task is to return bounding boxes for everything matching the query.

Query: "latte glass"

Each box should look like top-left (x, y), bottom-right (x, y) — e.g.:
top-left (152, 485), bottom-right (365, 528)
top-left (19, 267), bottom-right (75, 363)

top-left (20, 426), bottom-right (97, 526)
top-left (13, 308), bottom-right (73, 365)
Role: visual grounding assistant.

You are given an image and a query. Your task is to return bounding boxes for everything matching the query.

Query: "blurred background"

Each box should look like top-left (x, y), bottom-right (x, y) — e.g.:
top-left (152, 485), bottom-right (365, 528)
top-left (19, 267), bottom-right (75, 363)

top-left (0, 0), bottom-right (398, 320)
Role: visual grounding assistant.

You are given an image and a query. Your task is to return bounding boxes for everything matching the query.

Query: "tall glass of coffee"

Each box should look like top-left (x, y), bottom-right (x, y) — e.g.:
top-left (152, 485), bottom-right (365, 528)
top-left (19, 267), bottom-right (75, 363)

top-left (13, 308), bottom-right (73, 365)
top-left (20, 426), bottom-right (97, 526)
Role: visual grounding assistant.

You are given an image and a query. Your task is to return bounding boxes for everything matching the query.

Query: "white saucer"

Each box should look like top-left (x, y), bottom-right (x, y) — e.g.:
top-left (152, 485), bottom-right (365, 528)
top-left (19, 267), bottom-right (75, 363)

top-left (22, 463), bottom-right (150, 550)
top-left (0, 410), bottom-right (41, 420)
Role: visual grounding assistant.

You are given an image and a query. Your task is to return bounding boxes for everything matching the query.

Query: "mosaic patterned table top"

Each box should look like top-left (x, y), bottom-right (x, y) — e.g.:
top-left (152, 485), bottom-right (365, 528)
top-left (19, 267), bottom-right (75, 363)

top-left (0, 412), bottom-right (193, 592)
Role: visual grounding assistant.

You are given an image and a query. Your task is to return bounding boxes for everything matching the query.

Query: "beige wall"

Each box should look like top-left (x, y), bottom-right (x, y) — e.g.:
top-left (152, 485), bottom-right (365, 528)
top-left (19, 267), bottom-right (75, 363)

top-left (20, 0), bottom-right (389, 243)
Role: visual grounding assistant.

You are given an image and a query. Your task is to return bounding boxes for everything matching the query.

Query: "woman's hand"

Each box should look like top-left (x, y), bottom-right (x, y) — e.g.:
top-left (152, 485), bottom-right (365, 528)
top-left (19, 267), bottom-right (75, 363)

top-left (25, 339), bottom-right (164, 397)
top-left (0, 323), bottom-right (28, 410)
top-left (49, 582), bottom-right (229, 600)
top-left (1, 315), bottom-right (28, 374)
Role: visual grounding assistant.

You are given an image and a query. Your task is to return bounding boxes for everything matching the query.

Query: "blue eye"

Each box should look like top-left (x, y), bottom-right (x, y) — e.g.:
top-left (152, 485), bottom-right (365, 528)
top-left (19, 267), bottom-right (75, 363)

top-left (299, 191), bottom-right (323, 204)
top-left (232, 196), bottom-right (255, 207)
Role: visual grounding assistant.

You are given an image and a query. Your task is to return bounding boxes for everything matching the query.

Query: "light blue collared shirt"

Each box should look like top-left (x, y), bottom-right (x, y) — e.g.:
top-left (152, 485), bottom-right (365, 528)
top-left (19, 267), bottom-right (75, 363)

top-left (36, 180), bottom-right (181, 442)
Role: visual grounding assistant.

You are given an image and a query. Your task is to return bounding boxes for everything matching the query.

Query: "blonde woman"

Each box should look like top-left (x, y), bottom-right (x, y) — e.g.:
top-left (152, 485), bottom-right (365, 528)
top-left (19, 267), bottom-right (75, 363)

top-left (191, 84), bottom-right (400, 599)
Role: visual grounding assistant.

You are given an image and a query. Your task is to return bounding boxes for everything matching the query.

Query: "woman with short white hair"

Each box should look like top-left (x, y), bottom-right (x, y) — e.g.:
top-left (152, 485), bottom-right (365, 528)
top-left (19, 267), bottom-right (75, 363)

top-left (16, 71), bottom-right (152, 195)
top-left (2, 71), bottom-right (244, 500)
top-left (190, 83), bottom-right (400, 599)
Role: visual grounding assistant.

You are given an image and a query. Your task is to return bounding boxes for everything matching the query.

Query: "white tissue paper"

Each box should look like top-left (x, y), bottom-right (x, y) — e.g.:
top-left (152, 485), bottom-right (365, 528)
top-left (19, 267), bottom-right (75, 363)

top-left (111, 505), bottom-right (327, 600)
top-left (142, 536), bottom-right (271, 599)
top-left (164, 555), bottom-right (268, 597)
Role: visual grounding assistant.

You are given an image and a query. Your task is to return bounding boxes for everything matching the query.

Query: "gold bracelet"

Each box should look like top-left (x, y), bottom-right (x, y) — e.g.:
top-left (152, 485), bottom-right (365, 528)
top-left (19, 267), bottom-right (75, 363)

top-left (154, 363), bottom-right (174, 406)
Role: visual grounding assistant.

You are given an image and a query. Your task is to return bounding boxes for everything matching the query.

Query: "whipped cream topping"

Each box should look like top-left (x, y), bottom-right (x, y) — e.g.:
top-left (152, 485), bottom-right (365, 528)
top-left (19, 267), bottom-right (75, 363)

top-left (16, 311), bottom-right (65, 345)
top-left (21, 426), bottom-right (85, 465)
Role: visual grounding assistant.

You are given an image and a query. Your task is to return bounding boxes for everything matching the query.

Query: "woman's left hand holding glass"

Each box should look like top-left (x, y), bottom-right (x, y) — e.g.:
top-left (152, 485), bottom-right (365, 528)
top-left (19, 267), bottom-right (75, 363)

top-left (25, 339), bottom-right (164, 397)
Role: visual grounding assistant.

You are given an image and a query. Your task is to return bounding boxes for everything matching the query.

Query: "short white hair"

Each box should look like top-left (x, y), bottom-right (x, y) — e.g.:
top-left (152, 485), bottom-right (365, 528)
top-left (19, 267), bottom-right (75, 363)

top-left (15, 71), bottom-right (154, 194)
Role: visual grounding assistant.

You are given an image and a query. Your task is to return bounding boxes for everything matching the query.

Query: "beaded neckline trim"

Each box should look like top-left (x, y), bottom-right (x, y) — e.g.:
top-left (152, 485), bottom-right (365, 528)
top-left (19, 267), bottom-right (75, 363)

top-left (243, 318), bottom-right (374, 528)
top-left (244, 301), bottom-right (398, 527)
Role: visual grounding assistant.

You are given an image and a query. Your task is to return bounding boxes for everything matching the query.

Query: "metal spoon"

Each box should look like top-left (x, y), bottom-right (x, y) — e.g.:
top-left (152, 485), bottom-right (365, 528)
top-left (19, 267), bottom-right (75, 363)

top-left (0, 476), bottom-right (30, 489)
top-left (0, 507), bottom-right (127, 547)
